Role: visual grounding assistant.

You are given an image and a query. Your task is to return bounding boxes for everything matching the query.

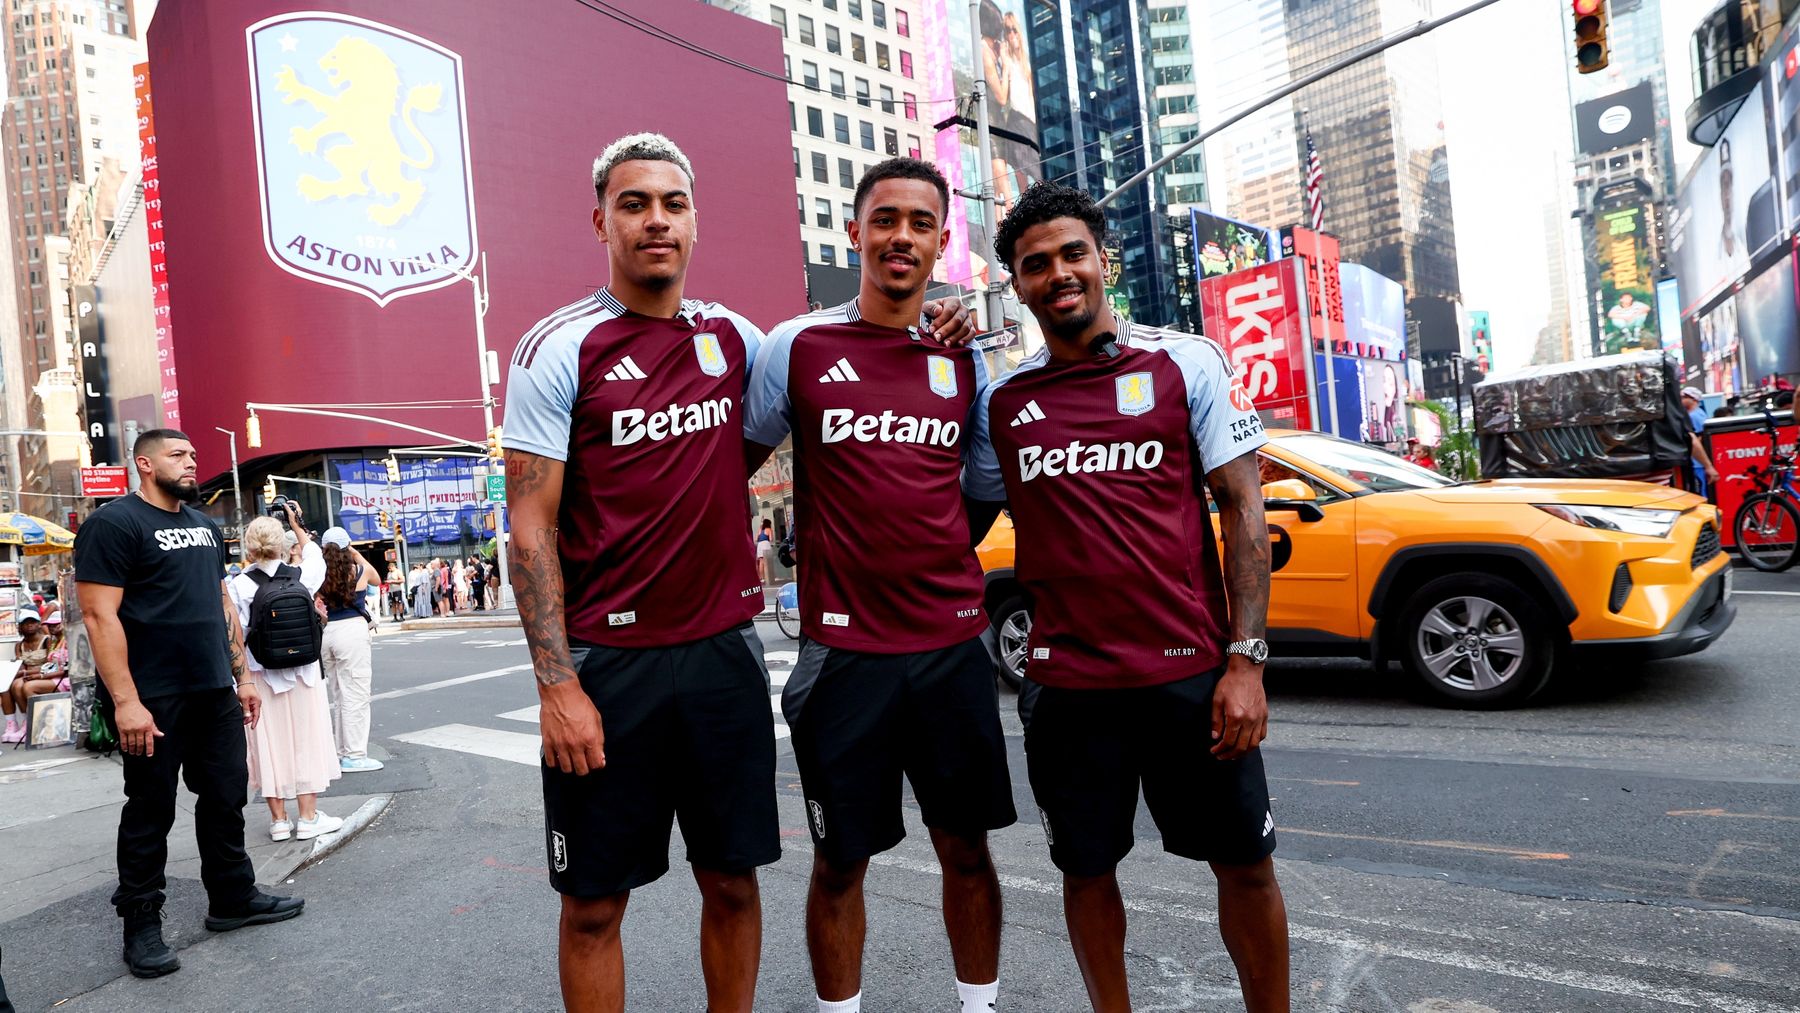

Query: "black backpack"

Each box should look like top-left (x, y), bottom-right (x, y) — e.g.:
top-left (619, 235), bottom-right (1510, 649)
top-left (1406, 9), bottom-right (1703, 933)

top-left (245, 564), bottom-right (324, 668)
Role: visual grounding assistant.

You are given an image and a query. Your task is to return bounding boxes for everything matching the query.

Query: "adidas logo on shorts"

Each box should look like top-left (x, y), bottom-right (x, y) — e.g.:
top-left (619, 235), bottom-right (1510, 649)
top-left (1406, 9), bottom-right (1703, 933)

top-left (1262, 812), bottom-right (1275, 838)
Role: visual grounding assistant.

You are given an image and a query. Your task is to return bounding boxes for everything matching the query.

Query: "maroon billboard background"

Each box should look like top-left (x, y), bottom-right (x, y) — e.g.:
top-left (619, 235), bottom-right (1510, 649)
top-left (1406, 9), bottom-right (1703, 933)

top-left (149, 1), bottom-right (804, 481)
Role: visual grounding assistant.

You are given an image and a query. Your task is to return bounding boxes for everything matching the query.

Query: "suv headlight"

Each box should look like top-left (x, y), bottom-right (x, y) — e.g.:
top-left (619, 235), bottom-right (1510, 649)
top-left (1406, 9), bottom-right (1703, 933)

top-left (1533, 504), bottom-right (1679, 538)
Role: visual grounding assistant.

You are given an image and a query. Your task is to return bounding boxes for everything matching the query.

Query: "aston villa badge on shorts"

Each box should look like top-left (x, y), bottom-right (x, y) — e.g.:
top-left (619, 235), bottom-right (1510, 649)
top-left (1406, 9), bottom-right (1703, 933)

top-left (247, 12), bottom-right (477, 306)
top-left (1116, 372), bottom-right (1155, 416)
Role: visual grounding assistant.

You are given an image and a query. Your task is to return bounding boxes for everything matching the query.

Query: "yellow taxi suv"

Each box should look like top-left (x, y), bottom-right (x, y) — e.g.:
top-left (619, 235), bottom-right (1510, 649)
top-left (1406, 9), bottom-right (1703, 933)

top-left (977, 429), bottom-right (1737, 709)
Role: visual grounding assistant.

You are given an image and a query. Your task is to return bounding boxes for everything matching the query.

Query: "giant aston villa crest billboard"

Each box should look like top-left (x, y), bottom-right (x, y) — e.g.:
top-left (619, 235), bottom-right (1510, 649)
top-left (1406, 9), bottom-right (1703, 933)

top-left (149, 1), bottom-right (803, 477)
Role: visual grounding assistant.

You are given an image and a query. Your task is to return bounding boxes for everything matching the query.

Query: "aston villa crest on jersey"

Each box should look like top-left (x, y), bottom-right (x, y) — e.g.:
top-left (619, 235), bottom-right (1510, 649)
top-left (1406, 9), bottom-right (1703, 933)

top-left (927, 355), bottom-right (958, 399)
top-left (246, 13), bottom-right (478, 306)
top-left (694, 333), bottom-right (728, 377)
top-left (1116, 372), bottom-right (1155, 416)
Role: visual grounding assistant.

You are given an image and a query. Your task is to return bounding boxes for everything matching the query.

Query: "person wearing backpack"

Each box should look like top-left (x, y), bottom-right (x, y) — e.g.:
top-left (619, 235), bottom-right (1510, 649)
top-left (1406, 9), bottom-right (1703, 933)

top-left (228, 510), bottom-right (342, 843)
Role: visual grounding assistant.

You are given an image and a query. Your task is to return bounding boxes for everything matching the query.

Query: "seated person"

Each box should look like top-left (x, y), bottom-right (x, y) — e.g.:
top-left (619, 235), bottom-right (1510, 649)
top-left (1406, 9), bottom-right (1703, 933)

top-left (4, 611), bottom-right (68, 743)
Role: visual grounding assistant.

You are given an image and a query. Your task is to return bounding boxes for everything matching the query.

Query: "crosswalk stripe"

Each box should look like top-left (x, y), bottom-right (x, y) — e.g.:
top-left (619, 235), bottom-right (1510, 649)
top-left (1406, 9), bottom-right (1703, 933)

top-left (497, 705), bottom-right (540, 723)
top-left (393, 724), bottom-right (543, 766)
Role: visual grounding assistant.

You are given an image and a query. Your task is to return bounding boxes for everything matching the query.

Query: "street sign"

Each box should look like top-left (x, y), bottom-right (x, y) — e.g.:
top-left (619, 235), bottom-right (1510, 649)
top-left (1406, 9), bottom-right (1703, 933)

top-left (485, 473), bottom-right (506, 503)
top-left (80, 466), bottom-right (130, 498)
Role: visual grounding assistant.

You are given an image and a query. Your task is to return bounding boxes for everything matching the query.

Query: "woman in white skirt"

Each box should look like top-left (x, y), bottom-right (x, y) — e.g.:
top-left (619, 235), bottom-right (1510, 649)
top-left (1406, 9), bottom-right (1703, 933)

top-left (229, 512), bottom-right (343, 842)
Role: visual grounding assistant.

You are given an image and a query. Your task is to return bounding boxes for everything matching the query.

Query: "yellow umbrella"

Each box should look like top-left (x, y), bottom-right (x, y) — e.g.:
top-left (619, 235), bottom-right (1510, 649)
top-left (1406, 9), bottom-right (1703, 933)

top-left (0, 512), bottom-right (77, 555)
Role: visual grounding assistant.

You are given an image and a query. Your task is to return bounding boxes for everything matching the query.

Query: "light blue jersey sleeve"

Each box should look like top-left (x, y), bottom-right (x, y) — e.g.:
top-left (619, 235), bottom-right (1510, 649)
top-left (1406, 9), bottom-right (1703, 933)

top-left (961, 375), bottom-right (1007, 503)
top-left (501, 332), bottom-right (581, 462)
top-left (1166, 341), bottom-right (1268, 473)
top-left (743, 321), bottom-right (799, 448)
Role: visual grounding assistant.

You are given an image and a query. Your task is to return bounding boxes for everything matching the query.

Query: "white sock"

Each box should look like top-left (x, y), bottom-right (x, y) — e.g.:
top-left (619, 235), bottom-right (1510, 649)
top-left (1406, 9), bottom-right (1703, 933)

top-left (817, 993), bottom-right (861, 1013)
top-left (957, 978), bottom-right (998, 1011)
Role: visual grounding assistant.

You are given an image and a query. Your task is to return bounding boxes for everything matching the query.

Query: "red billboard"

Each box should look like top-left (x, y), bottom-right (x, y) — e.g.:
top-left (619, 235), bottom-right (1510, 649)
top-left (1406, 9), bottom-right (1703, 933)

top-left (148, 2), bottom-right (804, 480)
top-left (1709, 423), bottom-right (1798, 547)
top-left (1200, 259), bottom-right (1316, 429)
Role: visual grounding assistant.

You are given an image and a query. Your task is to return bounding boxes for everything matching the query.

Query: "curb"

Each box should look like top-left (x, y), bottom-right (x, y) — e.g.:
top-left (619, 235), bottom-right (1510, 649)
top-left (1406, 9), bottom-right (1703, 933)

top-left (398, 617), bottom-right (521, 631)
top-left (296, 793), bottom-right (391, 872)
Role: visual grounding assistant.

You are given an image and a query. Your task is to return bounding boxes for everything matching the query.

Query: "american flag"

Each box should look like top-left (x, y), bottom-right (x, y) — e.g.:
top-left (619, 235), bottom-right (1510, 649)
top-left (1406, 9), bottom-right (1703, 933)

top-left (1304, 132), bottom-right (1324, 231)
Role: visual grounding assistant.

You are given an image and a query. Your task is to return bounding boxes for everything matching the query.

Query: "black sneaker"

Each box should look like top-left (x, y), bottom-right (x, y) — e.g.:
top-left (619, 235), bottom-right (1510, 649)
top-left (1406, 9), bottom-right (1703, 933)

top-left (204, 891), bottom-right (305, 933)
top-left (121, 903), bottom-right (181, 978)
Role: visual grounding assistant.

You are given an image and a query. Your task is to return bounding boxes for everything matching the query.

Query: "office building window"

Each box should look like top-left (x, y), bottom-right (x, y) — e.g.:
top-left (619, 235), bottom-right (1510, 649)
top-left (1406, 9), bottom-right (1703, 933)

top-left (907, 135), bottom-right (921, 158)
top-left (855, 78), bottom-right (870, 107)
top-left (848, 0), bottom-right (862, 18)
top-left (903, 93), bottom-right (917, 120)
top-left (872, 1), bottom-right (886, 28)
top-left (834, 113), bottom-right (850, 144)
top-left (823, 0), bottom-right (837, 8)
top-left (820, 244), bottom-right (836, 266)
top-left (797, 15), bottom-right (813, 45)
top-left (830, 69), bottom-right (845, 99)
top-left (876, 42), bottom-right (889, 71)
top-left (838, 157), bottom-right (855, 189)
top-left (807, 106), bottom-right (824, 137)
top-left (847, 247), bottom-right (861, 268)
top-left (860, 121), bottom-right (875, 150)
top-left (895, 9), bottom-right (908, 36)
top-left (798, 195), bottom-right (806, 225)
top-left (770, 5), bottom-right (786, 37)
top-left (812, 151), bottom-right (828, 182)
top-left (851, 33), bottom-right (866, 63)
top-left (899, 50), bottom-right (912, 78)
top-left (826, 24), bottom-right (840, 54)
top-left (815, 198), bottom-right (832, 227)
top-left (879, 86), bottom-right (894, 113)
top-left (883, 127), bottom-right (898, 156)
top-left (802, 61), bottom-right (819, 89)
top-left (793, 147), bottom-right (801, 178)
top-left (841, 202), bottom-right (854, 224)
top-left (789, 101), bottom-right (796, 129)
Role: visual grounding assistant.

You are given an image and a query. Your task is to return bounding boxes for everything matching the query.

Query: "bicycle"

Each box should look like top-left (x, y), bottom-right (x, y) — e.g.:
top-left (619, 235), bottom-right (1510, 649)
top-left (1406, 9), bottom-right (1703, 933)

top-left (774, 581), bottom-right (801, 639)
top-left (1730, 411), bottom-right (1800, 572)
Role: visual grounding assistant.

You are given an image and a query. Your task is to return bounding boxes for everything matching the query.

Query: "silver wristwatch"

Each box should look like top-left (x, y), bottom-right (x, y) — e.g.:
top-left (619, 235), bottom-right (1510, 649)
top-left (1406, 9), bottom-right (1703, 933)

top-left (1227, 639), bottom-right (1269, 664)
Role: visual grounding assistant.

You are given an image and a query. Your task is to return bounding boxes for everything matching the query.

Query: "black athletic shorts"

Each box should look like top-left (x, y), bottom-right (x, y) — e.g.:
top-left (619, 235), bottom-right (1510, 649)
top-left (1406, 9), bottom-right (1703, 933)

top-left (541, 621), bottom-right (781, 897)
top-left (1019, 667), bottom-right (1276, 877)
top-left (782, 635), bottom-right (1017, 865)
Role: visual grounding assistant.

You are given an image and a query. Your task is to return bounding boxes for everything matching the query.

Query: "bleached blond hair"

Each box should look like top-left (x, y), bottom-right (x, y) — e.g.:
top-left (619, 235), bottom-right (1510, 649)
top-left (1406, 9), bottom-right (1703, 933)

top-left (592, 132), bottom-right (695, 203)
top-left (242, 516), bottom-right (287, 563)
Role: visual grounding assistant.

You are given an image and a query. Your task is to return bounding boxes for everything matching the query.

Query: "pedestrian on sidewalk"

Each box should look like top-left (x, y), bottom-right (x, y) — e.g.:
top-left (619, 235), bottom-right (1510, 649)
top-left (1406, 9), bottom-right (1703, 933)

top-left (453, 557), bottom-right (471, 612)
top-left (229, 511), bottom-right (344, 843)
top-left (386, 564), bottom-right (406, 622)
top-left (470, 555), bottom-right (488, 611)
top-left (410, 562), bottom-right (432, 619)
top-left (319, 528), bottom-right (383, 773)
top-left (74, 429), bottom-right (304, 981)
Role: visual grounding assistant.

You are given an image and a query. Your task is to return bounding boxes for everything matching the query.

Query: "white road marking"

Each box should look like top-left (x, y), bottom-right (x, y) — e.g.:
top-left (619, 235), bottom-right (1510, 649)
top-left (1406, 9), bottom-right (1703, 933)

top-left (467, 638), bottom-right (529, 648)
top-left (393, 723), bottom-right (543, 766)
top-left (868, 853), bottom-right (1797, 1013)
top-left (370, 664), bottom-right (533, 702)
top-left (497, 705), bottom-right (540, 724)
top-left (1733, 589), bottom-right (1800, 596)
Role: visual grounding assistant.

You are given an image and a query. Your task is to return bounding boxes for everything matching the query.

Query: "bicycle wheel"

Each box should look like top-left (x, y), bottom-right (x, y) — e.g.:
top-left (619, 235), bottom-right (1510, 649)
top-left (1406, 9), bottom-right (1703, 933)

top-left (775, 607), bottom-right (801, 640)
top-left (1734, 493), bottom-right (1800, 572)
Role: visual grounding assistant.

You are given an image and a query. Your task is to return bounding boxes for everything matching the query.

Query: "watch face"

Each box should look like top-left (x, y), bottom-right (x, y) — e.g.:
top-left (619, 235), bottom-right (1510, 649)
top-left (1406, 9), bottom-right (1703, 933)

top-left (1251, 640), bottom-right (1269, 664)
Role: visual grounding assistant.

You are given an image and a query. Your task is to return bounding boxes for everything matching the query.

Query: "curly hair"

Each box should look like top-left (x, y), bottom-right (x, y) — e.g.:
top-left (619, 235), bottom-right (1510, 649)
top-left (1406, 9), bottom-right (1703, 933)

top-left (994, 182), bottom-right (1107, 272)
top-left (320, 544), bottom-right (361, 610)
top-left (853, 156), bottom-right (950, 219)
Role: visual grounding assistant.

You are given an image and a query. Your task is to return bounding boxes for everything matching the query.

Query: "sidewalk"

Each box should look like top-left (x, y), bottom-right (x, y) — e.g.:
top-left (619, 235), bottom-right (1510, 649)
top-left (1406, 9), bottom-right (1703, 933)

top-left (388, 605), bottom-right (521, 634)
top-left (0, 743), bottom-right (389, 924)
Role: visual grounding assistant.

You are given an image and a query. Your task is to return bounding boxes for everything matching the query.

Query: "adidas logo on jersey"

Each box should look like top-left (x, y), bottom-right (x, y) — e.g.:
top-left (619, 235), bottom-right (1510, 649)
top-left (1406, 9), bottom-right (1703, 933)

top-left (1009, 400), bottom-right (1046, 427)
top-left (819, 358), bottom-right (861, 383)
top-left (821, 408), bottom-right (960, 448)
top-left (604, 356), bottom-right (648, 381)
top-left (1017, 439), bottom-right (1165, 483)
top-left (612, 397), bottom-right (733, 446)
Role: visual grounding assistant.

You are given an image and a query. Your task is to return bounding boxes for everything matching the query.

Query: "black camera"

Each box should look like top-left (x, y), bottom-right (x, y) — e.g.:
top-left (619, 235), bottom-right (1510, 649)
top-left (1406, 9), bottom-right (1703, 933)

top-left (265, 495), bottom-right (301, 526)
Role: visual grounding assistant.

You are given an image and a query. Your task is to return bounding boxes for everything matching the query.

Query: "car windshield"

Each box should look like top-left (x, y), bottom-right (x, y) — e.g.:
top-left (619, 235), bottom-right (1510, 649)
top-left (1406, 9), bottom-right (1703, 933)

top-left (1278, 433), bottom-right (1456, 493)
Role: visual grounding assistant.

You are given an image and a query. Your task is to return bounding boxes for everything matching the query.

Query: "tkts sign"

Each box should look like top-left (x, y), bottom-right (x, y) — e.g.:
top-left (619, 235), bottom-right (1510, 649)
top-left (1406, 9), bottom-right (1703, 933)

top-left (1199, 259), bottom-right (1317, 430)
top-left (246, 13), bottom-right (477, 305)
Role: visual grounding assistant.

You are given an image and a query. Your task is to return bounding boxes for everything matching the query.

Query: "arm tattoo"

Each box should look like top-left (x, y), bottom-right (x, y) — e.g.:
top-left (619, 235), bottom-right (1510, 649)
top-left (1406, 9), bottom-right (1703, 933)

top-left (507, 453), bottom-right (578, 687)
top-left (223, 590), bottom-right (249, 683)
top-left (1207, 454), bottom-right (1270, 642)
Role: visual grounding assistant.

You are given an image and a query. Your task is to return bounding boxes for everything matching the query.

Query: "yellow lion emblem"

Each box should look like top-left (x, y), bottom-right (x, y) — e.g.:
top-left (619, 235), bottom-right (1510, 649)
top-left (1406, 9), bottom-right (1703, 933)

top-left (273, 36), bottom-right (443, 227)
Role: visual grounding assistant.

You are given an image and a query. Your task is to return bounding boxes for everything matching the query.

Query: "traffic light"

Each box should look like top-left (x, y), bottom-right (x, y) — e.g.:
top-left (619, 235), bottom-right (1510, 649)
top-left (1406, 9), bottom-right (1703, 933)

top-left (246, 412), bottom-right (263, 449)
top-left (1573, 0), bottom-right (1608, 74)
top-left (261, 477), bottom-right (277, 504)
top-left (384, 456), bottom-right (400, 484)
top-left (378, 509), bottom-right (390, 530)
top-left (486, 426), bottom-right (504, 462)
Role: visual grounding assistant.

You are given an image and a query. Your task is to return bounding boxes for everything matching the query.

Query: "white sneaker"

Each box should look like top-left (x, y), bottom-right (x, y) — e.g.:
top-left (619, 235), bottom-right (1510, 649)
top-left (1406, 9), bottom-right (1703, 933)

top-left (339, 756), bottom-right (384, 772)
top-left (294, 812), bottom-right (344, 841)
top-left (268, 820), bottom-right (293, 842)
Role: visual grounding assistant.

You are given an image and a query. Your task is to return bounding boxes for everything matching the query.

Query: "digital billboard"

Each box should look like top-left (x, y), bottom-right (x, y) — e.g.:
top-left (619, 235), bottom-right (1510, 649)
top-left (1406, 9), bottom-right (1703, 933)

top-left (1655, 276), bottom-right (1682, 359)
top-left (1198, 259), bottom-right (1314, 430)
top-left (1769, 17), bottom-right (1800, 229)
top-left (1313, 356), bottom-right (1411, 445)
top-left (1190, 210), bottom-right (1274, 279)
top-left (1338, 263), bottom-right (1405, 361)
top-left (1595, 204), bottom-right (1660, 354)
top-left (1734, 249), bottom-right (1800, 386)
top-left (1670, 81), bottom-right (1776, 316)
top-left (1574, 82), bottom-right (1656, 156)
top-left (923, 0), bottom-right (1041, 293)
top-left (148, 1), bottom-right (803, 479)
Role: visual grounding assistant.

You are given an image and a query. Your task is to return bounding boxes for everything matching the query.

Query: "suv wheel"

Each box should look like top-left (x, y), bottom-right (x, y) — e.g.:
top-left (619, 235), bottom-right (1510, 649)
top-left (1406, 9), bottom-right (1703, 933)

top-left (1396, 573), bottom-right (1557, 708)
top-left (990, 595), bottom-right (1030, 690)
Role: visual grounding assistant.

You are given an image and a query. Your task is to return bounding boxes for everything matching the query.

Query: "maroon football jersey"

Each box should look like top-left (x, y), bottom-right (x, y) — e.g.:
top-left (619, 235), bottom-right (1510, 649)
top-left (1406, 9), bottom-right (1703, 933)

top-left (503, 289), bottom-right (765, 647)
top-left (965, 326), bottom-right (1267, 689)
top-left (745, 301), bottom-right (989, 652)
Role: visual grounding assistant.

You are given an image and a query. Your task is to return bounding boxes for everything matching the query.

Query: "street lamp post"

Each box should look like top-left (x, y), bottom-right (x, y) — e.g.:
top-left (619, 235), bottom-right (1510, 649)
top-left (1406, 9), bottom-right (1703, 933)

top-left (393, 253), bottom-right (510, 606)
top-left (214, 427), bottom-right (244, 529)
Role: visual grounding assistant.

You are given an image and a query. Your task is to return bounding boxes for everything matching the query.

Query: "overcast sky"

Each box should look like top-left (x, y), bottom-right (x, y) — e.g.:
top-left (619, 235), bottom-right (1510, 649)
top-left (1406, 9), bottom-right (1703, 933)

top-left (1434, 0), bottom-right (1718, 370)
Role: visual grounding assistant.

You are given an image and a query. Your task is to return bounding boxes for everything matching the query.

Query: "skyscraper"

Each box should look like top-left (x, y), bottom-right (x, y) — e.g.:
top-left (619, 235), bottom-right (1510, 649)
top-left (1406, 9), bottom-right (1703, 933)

top-left (1, 0), bottom-right (146, 510)
top-left (1027, 0), bottom-right (1201, 326)
top-left (1197, 0), bottom-right (1461, 304)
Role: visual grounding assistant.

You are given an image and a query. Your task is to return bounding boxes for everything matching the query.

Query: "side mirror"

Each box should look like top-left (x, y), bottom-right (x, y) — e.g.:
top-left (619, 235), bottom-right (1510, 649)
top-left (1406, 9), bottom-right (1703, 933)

top-left (1262, 478), bottom-right (1325, 522)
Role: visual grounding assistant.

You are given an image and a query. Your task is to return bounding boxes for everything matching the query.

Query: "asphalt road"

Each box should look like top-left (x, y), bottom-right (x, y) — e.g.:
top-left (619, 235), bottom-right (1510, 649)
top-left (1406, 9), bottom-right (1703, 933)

top-left (10, 567), bottom-right (1799, 1012)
